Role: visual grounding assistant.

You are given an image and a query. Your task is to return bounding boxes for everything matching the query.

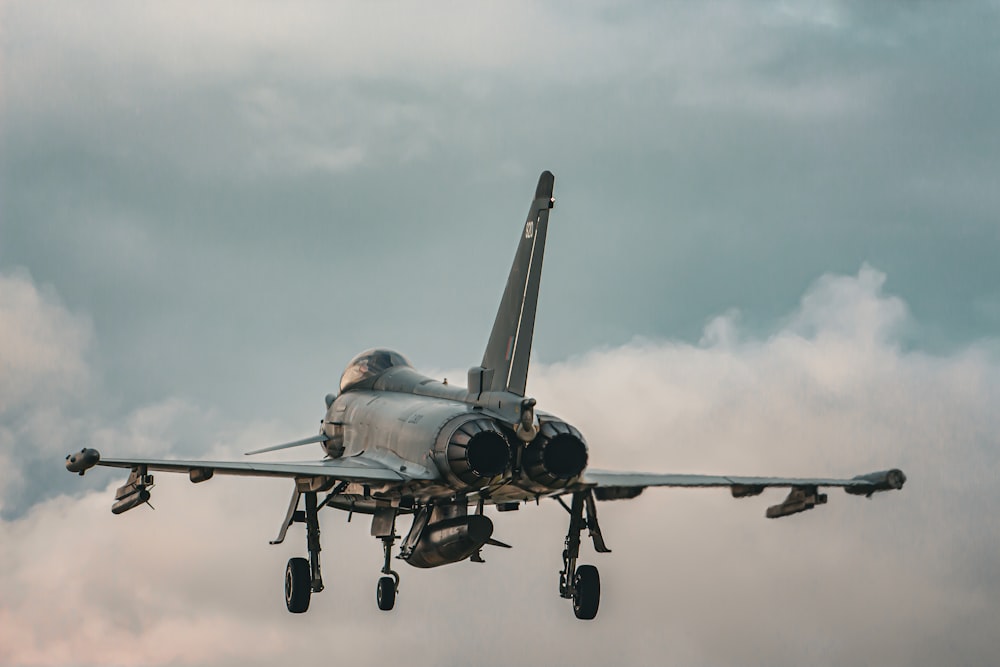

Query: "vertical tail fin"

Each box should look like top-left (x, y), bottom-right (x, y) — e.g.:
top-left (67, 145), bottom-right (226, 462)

top-left (480, 171), bottom-right (555, 396)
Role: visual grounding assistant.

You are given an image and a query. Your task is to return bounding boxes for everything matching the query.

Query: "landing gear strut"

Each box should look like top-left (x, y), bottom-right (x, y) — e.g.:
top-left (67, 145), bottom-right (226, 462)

top-left (279, 490), bottom-right (325, 614)
top-left (558, 490), bottom-right (610, 620)
top-left (372, 506), bottom-right (400, 611)
top-left (377, 536), bottom-right (399, 611)
top-left (305, 491), bottom-right (325, 593)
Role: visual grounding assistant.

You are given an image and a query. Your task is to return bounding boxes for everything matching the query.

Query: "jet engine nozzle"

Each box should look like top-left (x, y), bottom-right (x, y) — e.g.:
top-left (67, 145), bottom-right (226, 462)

top-left (65, 448), bottom-right (100, 475)
top-left (522, 420), bottom-right (588, 489)
top-left (434, 416), bottom-right (512, 489)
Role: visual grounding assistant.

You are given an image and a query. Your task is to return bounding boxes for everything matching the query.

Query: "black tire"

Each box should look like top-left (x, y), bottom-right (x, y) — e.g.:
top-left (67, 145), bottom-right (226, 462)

top-left (376, 576), bottom-right (396, 611)
top-left (573, 564), bottom-right (600, 620)
top-left (285, 557), bottom-right (311, 613)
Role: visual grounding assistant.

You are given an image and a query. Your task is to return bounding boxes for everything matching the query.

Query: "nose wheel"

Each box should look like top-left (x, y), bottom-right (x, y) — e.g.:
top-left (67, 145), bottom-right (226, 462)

top-left (376, 533), bottom-right (400, 611)
top-left (376, 575), bottom-right (397, 610)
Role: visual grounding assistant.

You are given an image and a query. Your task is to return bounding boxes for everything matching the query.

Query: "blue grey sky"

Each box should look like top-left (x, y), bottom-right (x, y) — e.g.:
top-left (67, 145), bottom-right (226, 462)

top-left (1, 2), bottom-right (998, 665)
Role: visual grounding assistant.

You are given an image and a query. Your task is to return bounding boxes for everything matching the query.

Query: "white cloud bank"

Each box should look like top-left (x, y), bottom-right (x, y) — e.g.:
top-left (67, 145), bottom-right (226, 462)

top-left (0, 272), bottom-right (247, 517)
top-left (0, 271), bottom-right (94, 513)
top-left (1, 266), bottom-right (998, 666)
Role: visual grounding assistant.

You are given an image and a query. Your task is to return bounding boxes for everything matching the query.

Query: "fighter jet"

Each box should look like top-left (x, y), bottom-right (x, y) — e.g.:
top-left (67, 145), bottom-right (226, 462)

top-left (66, 171), bottom-right (906, 620)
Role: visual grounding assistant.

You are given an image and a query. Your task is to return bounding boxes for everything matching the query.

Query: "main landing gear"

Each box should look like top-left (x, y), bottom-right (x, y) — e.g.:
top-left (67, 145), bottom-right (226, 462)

top-left (276, 489), bottom-right (325, 614)
top-left (557, 490), bottom-right (611, 620)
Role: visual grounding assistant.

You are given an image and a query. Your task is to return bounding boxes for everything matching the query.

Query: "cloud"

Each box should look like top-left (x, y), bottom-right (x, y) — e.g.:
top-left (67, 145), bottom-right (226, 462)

top-left (0, 271), bottom-right (253, 517)
top-left (7, 1), bottom-right (998, 424)
top-left (1, 266), bottom-right (997, 666)
top-left (3, 1), bottom-right (887, 179)
top-left (0, 270), bottom-right (92, 411)
top-left (0, 271), bottom-right (93, 514)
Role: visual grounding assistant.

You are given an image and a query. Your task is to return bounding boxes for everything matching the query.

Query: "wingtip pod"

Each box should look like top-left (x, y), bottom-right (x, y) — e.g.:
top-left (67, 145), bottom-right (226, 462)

top-left (845, 468), bottom-right (907, 496)
top-left (65, 448), bottom-right (100, 475)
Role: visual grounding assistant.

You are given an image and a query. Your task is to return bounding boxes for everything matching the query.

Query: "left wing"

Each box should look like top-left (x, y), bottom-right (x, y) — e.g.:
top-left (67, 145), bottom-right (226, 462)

top-left (96, 456), bottom-right (408, 481)
top-left (65, 445), bottom-right (438, 514)
top-left (583, 468), bottom-right (906, 518)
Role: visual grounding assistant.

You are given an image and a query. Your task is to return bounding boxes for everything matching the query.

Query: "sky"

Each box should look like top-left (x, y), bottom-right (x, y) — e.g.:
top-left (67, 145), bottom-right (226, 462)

top-left (1, 1), bottom-right (999, 665)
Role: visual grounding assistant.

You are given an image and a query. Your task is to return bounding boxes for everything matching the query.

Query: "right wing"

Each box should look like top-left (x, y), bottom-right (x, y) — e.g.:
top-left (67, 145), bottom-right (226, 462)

top-left (583, 468), bottom-right (906, 518)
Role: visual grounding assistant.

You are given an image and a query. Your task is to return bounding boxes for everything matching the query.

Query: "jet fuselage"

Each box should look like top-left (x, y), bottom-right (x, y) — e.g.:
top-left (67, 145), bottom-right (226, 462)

top-left (323, 361), bottom-right (589, 507)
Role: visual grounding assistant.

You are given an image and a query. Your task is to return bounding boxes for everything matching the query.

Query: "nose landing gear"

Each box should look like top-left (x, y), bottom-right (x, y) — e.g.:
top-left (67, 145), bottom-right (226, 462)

top-left (376, 535), bottom-right (400, 611)
top-left (376, 574), bottom-right (397, 610)
top-left (372, 506), bottom-right (401, 611)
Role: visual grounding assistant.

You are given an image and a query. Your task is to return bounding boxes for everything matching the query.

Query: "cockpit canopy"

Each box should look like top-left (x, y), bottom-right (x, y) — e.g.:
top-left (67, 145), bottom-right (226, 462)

top-left (339, 348), bottom-right (412, 393)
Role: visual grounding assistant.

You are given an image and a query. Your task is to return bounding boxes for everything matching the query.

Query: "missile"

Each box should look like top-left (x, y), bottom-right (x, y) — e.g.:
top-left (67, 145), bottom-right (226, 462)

top-left (65, 448), bottom-right (101, 475)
